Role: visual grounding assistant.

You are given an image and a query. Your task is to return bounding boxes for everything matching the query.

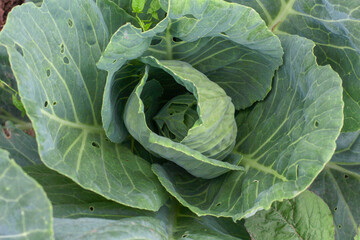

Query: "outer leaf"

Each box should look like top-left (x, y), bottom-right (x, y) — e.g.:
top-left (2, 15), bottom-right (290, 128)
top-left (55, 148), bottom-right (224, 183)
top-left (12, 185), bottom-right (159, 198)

top-left (54, 217), bottom-right (168, 240)
top-left (0, 124), bottom-right (250, 240)
top-left (152, 34), bottom-right (343, 220)
top-left (0, 0), bottom-right (167, 211)
top-left (0, 125), bottom-right (249, 240)
top-left (124, 58), bottom-right (242, 179)
top-left (166, 205), bottom-right (251, 240)
top-left (1, 123), bottom-right (249, 240)
top-left (98, 0), bottom-right (283, 143)
top-left (0, 149), bottom-right (53, 239)
top-left (311, 131), bottom-right (360, 240)
top-left (0, 122), bottom-right (41, 167)
top-left (0, 122), bottom-right (159, 219)
top-left (230, 0), bottom-right (360, 131)
top-left (53, 202), bottom-right (250, 240)
top-left (245, 190), bottom-right (335, 240)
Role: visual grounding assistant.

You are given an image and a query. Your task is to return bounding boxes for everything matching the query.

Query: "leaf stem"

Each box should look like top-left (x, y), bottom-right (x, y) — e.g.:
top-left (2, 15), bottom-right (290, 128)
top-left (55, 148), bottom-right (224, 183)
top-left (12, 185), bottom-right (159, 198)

top-left (0, 79), bottom-right (18, 95)
top-left (0, 107), bottom-right (29, 126)
top-left (165, 22), bottom-right (173, 60)
top-left (135, 14), bottom-right (147, 31)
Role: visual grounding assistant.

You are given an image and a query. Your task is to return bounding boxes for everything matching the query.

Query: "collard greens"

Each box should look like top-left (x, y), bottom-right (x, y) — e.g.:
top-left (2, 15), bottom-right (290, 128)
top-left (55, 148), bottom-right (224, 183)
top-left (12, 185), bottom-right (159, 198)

top-left (1, 0), bottom-right (359, 239)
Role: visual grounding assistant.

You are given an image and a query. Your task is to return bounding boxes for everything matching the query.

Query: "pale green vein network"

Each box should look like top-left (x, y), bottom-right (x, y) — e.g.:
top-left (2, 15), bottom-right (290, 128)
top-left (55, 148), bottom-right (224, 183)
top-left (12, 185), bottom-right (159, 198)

top-left (0, 0), bottom-right (168, 211)
top-left (153, 34), bottom-right (343, 221)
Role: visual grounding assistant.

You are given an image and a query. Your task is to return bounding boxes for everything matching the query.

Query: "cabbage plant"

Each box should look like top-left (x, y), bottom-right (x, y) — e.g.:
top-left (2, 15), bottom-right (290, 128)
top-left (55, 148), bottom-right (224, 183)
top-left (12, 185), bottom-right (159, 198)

top-left (0, 0), bottom-right (359, 239)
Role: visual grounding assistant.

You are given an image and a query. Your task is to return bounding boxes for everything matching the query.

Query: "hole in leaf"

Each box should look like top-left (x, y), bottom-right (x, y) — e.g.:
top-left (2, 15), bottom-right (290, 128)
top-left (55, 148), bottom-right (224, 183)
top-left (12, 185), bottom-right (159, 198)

top-left (344, 174), bottom-right (349, 179)
top-left (15, 44), bottom-right (23, 56)
top-left (46, 69), bottom-right (51, 77)
top-left (182, 234), bottom-right (188, 238)
top-left (216, 203), bottom-right (221, 207)
top-left (44, 101), bottom-right (48, 108)
top-left (151, 38), bottom-right (161, 45)
top-left (338, 225), bottom-right (342, 229)
top-left (60, 43), bottom-right (65, 54)
top-left (2, 128), bottom-right (11, 139)
top-left (53, 102), bottom-right (57, 106)
top-left (314, 120), bottom-right (319, 128)
top-left (63, 56), bottom-right (70, 64)
top-left (172, 37), bottom-right (182, 42)
top-left (68, 19), bottom-right (73, 27)
top-left (220, 32), bottom-right (227, 36)
top-left (89, 206), bottom-right (94, 211)
top-left (92, 142), bottom-right (100, 148)
top-left (112, 59), bottom-right (117, 64)
top-left (184, 14), bottom-right (196, 19)
top-left (334, 207), bottom-right (338, 211)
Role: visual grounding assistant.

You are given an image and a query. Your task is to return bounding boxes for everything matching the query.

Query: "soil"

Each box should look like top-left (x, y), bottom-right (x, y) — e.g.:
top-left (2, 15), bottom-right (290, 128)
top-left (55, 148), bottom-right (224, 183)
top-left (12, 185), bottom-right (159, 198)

top-left (0, 0), bottom-right (24, 30)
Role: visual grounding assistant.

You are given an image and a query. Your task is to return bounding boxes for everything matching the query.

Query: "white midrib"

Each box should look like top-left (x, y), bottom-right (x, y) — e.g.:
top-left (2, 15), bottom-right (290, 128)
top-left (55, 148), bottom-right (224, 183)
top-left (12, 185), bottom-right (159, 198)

top-left (40, 109), bottom-right (103, 133)
top-left (240, 156), bottom-right (288, 181)
top-left (268, 0), bottom-right (296, 31)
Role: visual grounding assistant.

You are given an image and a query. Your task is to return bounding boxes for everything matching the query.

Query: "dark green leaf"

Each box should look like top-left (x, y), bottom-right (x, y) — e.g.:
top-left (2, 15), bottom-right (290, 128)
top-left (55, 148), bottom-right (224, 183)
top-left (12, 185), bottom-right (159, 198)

top-left (245, 191), bottom-right (335, 240)
top-left (311, 131), bottom-right (360, 240)
top-left (97, 0), bottom-right (137, 35)
top-left (0, 149), bottom-right (53, 239)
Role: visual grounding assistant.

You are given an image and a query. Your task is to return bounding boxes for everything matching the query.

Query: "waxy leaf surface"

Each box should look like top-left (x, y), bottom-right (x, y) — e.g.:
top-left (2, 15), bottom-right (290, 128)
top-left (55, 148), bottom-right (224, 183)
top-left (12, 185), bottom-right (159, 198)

top-left (0, 0), bottom-right (167, 211)
top-left (153, 34), bottom-right (343, 220)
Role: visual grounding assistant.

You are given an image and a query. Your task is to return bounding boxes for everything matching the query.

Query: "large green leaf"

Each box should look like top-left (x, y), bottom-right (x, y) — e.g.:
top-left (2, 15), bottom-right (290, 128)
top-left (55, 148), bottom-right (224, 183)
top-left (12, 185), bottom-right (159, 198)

top-left (124, 58), bottom-right (242, 179)
top-left (54, 217), bottom-right (168, 240)
top-left (230, 0), bottom-right (360, 132)
top-left (98, 0), bottom-right (283, 143)
top-left (53, 202), bottom-right (251, 240)
top-left (0, 122), bottom-right (157, 219)
top-left (311, 131), bottom-right (360, 240)
top-left (0, 123), bottom-right (250, 239)
top-left (152, 34), bottom-right (343, 220)
top-left (0, 124), bottom-right (250, 239)
top-left (245, 190), bottom-right (335, 240)
top-left (0, 149), bottom-right (53, 239)
top-left (0, 0), bottom-right (167, 211)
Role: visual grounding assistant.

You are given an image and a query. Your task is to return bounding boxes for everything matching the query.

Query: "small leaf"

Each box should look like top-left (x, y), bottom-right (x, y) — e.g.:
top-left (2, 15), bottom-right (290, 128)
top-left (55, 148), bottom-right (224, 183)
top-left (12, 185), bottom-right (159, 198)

top-left (151, 11), bottom-right (159, 20)
top-left (144, 22), bottom-right (152, 31)
top-left (132, 0), bottom-right (146, 13)
top-left (12, 95), bottom-right (26, 117)
top-left (148, 0), bottom-right (161, 19)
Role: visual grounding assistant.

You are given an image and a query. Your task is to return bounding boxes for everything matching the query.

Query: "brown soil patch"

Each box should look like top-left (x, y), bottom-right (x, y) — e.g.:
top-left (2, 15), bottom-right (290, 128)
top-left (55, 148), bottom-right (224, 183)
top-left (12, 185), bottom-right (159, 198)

top-left (0, 0), bottom-right (24, 30)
